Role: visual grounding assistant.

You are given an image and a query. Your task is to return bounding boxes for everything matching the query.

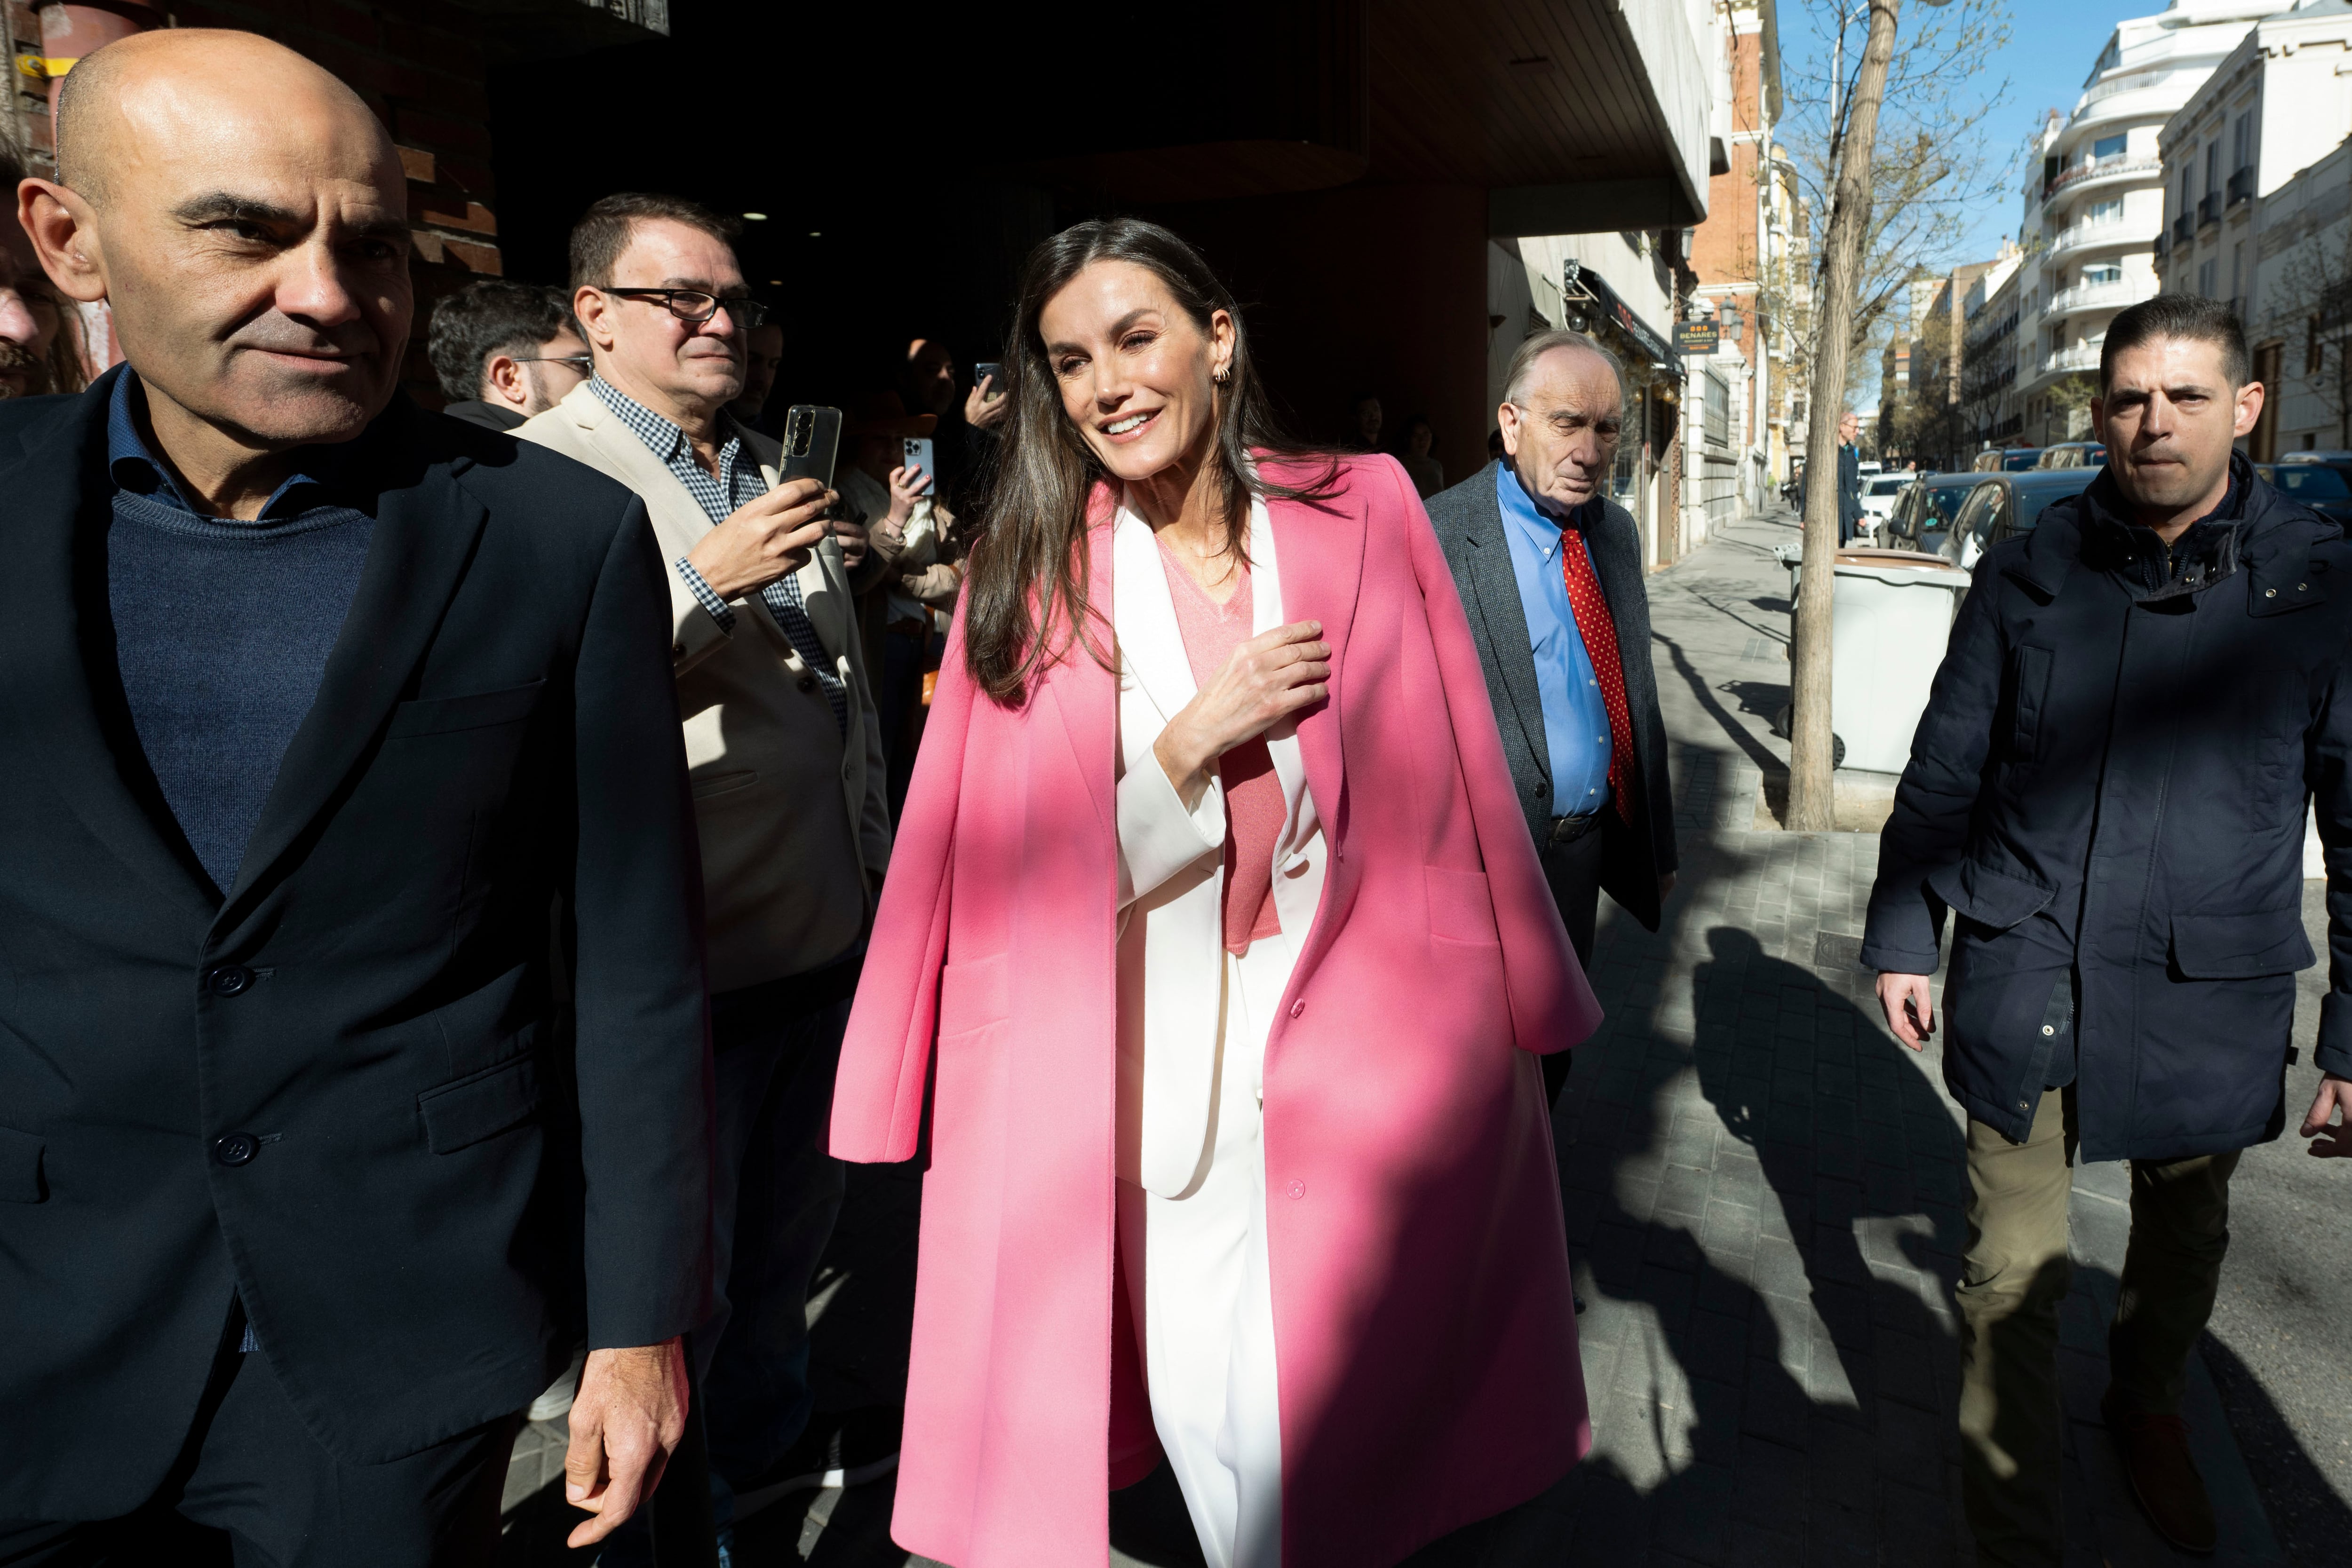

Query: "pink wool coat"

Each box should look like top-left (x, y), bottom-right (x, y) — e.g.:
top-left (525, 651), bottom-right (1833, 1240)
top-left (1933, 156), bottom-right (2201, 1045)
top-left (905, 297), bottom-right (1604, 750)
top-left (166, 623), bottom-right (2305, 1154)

top-left (830, 453), bottom-right (1602, 1568)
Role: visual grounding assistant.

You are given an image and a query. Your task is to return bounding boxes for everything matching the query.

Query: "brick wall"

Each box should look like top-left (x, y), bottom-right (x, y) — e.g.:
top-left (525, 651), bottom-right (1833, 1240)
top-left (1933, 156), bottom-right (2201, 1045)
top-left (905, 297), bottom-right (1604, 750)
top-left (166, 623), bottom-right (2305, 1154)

top-left (7, 0), bottom-right (507, 404)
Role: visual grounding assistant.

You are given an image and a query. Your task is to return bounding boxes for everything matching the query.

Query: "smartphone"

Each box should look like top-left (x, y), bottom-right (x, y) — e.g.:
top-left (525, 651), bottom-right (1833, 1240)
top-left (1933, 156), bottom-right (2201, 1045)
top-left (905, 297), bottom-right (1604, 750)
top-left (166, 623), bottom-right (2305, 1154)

top-left (901, 436), bottom-right (936, 490)
top-left (780, 405), bottom-right (842, 492)
top-left (974, 362), bottom-right (1006, 397)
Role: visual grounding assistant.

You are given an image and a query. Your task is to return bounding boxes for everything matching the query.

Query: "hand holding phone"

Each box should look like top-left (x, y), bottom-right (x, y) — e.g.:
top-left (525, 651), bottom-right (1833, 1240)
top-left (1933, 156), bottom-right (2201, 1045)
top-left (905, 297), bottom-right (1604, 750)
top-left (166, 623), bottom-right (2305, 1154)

top-left (686, 477), bottom-right (834, 602)
top-left (966, 365), bottom-right (1010, 432)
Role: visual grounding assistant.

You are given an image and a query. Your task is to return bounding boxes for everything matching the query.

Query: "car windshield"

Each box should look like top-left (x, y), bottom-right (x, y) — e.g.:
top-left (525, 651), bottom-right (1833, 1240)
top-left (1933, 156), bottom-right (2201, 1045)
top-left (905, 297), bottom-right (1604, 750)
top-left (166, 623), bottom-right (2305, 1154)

top-left (2011, 471), bottom-right (2099, 532)
top-left (1867, 477), bottom-right (1906, 495)
top-left (2273, 464), bottom-right (2352, 499)
top-left (1917, 483), bottom-right (1977, 527)
top-left (2002, 451), bottom-right (2042, 471)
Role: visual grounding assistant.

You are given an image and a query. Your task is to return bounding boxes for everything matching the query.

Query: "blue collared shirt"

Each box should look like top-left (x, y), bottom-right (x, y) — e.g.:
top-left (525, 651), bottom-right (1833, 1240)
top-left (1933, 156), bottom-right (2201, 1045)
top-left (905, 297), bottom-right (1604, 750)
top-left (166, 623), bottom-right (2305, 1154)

top-left (1494, 460), bottom-right (1613, 815)
top-left (107, 371), bottom-right (337, 517)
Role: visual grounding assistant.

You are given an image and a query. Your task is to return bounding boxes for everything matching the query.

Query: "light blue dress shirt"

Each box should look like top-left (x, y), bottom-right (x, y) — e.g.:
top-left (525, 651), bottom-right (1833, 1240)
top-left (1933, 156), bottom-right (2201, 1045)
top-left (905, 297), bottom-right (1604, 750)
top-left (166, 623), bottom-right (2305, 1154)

top-left (1494, 460), bottom-right (1613, 815)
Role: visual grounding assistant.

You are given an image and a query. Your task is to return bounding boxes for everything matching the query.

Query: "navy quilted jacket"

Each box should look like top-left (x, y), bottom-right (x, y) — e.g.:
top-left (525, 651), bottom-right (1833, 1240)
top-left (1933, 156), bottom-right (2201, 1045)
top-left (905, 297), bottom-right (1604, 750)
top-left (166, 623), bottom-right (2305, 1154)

top-left (1863, 455), bottom-right (2352, 1160)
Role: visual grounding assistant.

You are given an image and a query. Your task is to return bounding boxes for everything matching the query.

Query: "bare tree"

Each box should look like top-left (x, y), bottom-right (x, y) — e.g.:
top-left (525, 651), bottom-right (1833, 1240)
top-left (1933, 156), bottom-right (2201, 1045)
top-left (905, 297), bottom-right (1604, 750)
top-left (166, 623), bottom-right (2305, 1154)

top-left (1782, 0), bottom-right (2010, 830)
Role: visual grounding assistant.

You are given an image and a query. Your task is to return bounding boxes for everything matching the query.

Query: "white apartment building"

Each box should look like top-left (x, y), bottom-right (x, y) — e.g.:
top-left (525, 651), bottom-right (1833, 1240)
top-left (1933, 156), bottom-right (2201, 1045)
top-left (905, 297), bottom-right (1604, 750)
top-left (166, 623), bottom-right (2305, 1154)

top-left (2155, 1), bottom-right (2352, 456)
top-left (2014, 0), bottom-right (2281, 445)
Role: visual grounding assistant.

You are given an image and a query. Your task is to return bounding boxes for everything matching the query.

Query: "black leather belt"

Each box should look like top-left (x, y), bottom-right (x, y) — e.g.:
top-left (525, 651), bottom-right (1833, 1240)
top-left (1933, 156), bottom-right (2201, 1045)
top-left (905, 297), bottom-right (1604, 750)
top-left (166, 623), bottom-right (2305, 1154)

top-left (1548, 812), bottom-right (1605, 846)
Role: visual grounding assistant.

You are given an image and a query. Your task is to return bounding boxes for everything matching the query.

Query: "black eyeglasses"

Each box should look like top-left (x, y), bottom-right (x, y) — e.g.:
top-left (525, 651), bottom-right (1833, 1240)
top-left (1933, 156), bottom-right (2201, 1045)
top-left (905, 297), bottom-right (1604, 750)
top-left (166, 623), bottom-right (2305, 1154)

top-left (514, 355), bottom-right (593, 374)
top-left (602, 288), bottom-right (771, 329)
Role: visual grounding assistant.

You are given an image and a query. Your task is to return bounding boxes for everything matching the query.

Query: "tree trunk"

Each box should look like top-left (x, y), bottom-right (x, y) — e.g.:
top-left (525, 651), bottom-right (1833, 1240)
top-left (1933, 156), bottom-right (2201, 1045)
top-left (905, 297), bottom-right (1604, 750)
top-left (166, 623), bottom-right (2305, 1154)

top-left (1789, 0), bottom-right (1904, 832)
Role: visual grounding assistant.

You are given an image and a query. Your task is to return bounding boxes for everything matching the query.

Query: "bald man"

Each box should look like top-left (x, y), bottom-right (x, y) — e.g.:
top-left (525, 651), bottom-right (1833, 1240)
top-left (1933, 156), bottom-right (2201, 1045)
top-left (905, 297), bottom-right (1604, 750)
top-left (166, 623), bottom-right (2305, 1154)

top-left (0, 31), bottom-right (711, 1566)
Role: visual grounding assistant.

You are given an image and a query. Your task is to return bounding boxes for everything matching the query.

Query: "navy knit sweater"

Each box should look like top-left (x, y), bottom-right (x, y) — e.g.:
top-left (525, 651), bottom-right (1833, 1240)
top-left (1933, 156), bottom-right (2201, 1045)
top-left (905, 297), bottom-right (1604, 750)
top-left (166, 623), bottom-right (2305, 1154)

top-left (103, 375), bottom-right (373, 896)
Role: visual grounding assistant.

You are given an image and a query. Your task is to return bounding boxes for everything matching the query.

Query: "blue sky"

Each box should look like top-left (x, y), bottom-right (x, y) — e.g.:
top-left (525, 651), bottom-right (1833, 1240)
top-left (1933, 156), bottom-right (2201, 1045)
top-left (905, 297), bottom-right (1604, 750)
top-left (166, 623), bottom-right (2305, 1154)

top-left (1779, 0), bottom-right (2145, 258)
top-left (1777, 0), bottom-right (2148, 410)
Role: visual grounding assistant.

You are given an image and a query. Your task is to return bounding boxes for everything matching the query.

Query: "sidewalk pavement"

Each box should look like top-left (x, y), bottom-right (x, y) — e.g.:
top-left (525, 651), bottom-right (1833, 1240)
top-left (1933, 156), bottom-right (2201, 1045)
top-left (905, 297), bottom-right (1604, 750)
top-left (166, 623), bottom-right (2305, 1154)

top-left (1545, 506), bottom-right (2284, 1568)
top-left (514, 505), bottom-right (2340, 1568)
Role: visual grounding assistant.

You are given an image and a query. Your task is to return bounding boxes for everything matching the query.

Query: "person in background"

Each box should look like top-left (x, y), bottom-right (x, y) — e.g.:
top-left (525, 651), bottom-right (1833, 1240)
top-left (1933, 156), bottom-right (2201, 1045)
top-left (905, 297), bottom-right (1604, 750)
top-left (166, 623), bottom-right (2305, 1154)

top-left (1398, 414), bottom-right (1444, 499)
top-left (1427, 328), bottom-right (1677, 1114)
top-left (1837, 408), bottom-right (1866, 545)
top-left (837, 396), bottom-right (942, 790)
top-left (1866, 293), bottom-right (2352, 1564)
top-left (0, 143), bottom-right (85, 399)
top-left (729, 318), bottom-right (785, 432)
top-left (901, 335), bottom-right (1009, 508)
top-left (425, 278), bottom-right (587, 430)
top-left (2, 31), bottom-right (707, 1563)
top-left (1352, 391), bottom-right (1383, 453)
top-left (517, 192), bottom-right (898, 1558)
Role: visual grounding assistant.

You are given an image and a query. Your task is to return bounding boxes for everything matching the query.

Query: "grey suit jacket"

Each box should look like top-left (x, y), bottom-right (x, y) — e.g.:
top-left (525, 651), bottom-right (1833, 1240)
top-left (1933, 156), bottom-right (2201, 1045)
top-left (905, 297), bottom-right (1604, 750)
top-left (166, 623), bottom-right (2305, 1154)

top-left (1425, 460), bottom-right (1677, 931)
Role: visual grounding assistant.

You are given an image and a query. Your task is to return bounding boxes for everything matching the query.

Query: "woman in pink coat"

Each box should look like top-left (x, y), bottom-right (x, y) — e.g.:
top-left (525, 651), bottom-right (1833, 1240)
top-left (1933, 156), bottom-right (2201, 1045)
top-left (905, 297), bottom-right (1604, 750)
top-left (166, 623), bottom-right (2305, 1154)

top-left (830, 218), bottom-right (1601, 1568)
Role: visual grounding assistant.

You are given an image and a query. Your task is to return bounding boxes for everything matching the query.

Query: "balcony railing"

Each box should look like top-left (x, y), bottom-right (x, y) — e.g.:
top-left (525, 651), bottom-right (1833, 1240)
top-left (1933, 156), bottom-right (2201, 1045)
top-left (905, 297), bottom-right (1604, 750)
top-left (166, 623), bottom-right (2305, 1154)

top-left (2080, 67), bottom-right (2181, 107)
top-left (2226, 166), bottom-right (2255, 207)
top-left (2198, 190), bottom-right (2221, 226)
top-left (2041, 342), bottom-right (2104, 377)
top-left (2044, 153), bottom-right (2165, 206)
top-left (2172, 212), bottom-right (2193, 247)
top-left (2047, 217), bottom-right (2137, 258)
top-left (2044, 278), bottom-right (2145, 318)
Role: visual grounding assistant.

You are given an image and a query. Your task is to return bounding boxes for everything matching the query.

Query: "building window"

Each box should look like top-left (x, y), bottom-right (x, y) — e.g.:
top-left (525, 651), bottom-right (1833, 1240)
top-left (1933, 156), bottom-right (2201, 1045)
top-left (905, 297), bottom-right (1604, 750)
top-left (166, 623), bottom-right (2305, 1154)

top-left (2232, 242), bottom-right (2247, 319)
top-left (2199, 258), bottom-right (2219, 298)
top-left (2309, 316), bottom-right (2323, 376)
top-left (2084, 263), bottom-right (2122, 285)
top-left (2093, 132), bottom-right (2127, 160)
top-left (2232, 111), bottom-right (2254, 175)
top-left (2087, 197), bottom-right (2124, 225)
top-left (2205, 140), bottom-right (2222, 199)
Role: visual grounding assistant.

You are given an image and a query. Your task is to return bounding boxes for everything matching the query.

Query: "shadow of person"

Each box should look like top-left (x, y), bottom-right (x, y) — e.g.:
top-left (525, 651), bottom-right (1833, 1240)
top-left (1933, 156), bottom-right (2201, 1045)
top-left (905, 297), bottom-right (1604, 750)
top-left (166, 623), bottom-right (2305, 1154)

top-left (1686, 926), bottom-right (1971, 1494)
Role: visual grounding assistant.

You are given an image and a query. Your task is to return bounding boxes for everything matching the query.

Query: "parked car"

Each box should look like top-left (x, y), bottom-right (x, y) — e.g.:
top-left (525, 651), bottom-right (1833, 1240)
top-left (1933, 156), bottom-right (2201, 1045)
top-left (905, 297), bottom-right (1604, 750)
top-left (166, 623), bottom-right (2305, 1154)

top-left (2256, 461), bottom-right (2352, 532)
top-left (2035, 442), bottom-right (2106, 468)
top-left (1971, 447), bottom-right (2044, 472)
top-left (1883, 471), bottom-right (1986, 555)
top-left (1939, 468), bottom-right (2103, 588)
top-left (1859, 472), bottom-right (1910, 531)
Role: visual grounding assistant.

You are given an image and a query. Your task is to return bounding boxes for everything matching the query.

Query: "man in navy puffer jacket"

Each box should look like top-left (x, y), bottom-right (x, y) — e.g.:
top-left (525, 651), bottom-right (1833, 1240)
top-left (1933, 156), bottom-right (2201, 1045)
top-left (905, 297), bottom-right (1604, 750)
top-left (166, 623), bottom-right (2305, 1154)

top-left (1865, 294), bottom-right (2352, 1566)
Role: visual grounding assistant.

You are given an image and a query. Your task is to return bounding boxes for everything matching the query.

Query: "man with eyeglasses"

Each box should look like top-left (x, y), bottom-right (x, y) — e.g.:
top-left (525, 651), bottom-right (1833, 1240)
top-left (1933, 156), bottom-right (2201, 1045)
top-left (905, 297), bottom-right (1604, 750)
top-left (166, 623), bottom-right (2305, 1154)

top-left (1428, 329), bottom-right (1679, 1112)
top-left (516, 191), bottom-right (894, 1558)
top-left (425, 277), bottom-right (589, 430)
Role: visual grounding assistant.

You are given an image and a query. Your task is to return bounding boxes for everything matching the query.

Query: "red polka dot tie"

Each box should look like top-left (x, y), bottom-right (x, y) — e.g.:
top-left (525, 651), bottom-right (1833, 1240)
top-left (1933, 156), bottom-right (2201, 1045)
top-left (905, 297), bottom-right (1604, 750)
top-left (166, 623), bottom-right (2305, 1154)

top-left (1559, 526), bottom-right (1634, 821)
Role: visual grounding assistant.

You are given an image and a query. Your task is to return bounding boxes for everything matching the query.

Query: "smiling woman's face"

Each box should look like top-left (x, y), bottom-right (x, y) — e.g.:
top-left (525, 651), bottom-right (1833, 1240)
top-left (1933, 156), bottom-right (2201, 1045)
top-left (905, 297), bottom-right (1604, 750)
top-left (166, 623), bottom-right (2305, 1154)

top-left (1037, 259), bottom-right (1231, 484)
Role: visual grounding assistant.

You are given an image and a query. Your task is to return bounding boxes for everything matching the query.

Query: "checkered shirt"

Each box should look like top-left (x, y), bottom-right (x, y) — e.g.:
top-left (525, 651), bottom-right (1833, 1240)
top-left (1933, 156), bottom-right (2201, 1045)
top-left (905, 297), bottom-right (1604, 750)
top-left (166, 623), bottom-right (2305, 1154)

top-left (591, 377), bottom-right (847, 733)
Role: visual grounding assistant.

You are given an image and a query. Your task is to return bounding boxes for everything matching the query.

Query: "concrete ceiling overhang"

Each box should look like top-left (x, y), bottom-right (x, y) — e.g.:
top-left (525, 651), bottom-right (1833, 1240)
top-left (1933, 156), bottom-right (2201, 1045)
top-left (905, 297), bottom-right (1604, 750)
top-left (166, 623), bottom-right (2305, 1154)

top-left (1004, 0), bottom-right (1711, 230)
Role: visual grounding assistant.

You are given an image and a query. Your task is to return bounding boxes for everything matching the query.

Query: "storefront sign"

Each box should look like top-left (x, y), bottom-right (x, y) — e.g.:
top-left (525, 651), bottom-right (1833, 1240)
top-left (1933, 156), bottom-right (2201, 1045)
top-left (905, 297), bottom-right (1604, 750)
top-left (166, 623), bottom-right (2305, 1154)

top-left (1675, 321), bottom-right (1720, 354)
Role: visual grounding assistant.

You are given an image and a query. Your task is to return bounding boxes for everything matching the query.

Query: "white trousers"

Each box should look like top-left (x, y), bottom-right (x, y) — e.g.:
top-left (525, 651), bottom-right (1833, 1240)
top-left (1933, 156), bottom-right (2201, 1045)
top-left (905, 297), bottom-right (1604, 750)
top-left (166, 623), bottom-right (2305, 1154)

top-left (1118, 945), bottom-right (1285, 1568)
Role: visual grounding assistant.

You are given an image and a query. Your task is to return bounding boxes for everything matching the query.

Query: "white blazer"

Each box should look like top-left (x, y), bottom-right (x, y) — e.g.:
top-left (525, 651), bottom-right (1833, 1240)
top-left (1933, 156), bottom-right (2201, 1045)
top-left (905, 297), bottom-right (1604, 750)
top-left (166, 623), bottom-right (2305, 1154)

top-left (1112, 492), bottom-right (1327, 1198)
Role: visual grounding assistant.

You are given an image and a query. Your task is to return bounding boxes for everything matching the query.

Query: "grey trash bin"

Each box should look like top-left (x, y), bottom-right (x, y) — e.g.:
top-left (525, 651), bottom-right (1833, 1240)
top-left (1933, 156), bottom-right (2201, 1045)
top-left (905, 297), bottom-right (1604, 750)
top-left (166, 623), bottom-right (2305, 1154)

top-left (1772, 545), bottom-right (1968, 775)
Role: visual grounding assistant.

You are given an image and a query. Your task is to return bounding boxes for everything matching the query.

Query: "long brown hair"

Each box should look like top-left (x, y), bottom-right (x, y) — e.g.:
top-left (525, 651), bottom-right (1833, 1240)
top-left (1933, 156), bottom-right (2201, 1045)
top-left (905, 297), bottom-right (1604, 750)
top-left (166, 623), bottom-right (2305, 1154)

top-left (962, 218), bottom-right (1336, 705)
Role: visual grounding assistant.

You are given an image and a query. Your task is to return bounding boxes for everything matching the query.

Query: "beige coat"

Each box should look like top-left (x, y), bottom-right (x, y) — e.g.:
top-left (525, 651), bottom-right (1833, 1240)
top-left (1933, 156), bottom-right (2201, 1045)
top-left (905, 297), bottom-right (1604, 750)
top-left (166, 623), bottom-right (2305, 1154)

top-left (517, 381), bottom-right (890, 990)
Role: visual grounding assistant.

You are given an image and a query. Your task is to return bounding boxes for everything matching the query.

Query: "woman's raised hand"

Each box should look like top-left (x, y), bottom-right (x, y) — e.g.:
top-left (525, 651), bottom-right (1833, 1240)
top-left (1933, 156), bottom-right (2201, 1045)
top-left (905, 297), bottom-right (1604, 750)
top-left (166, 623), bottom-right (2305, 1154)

top-left (1153, 620), bottom-right (1329, 811)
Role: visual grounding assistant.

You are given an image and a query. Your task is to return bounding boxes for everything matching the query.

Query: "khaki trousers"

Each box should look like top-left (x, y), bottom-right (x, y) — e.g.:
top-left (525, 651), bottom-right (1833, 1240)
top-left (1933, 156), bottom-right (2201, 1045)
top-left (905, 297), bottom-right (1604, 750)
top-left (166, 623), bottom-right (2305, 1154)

top-left (1955, 1089), bottom-right (2239, 1567)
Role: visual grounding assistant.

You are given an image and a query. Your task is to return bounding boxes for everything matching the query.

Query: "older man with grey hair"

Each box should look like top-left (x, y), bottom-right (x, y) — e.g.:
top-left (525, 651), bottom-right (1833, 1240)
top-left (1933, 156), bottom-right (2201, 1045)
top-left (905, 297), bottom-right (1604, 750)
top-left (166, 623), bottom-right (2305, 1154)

top-left (1425, 328), bottom-right (1677, 1107)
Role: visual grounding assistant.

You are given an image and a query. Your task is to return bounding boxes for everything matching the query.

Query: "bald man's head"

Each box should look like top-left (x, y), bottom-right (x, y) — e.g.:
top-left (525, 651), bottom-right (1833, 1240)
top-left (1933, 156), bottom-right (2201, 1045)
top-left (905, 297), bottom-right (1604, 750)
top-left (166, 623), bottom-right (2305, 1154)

top-left (56, 30), bottom-right (393, 204)
top-left (17, 28), bottom-right (413, 481)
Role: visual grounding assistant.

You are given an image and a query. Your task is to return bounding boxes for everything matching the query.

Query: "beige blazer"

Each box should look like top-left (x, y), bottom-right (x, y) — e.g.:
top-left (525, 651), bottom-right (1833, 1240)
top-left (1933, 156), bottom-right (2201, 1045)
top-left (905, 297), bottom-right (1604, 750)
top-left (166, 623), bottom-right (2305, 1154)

top-left (517, 381), bottom-right (891, 991)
